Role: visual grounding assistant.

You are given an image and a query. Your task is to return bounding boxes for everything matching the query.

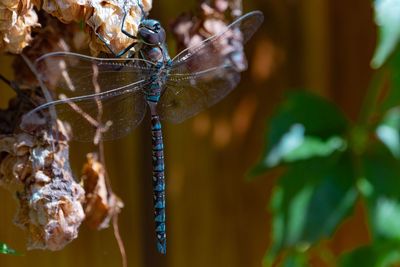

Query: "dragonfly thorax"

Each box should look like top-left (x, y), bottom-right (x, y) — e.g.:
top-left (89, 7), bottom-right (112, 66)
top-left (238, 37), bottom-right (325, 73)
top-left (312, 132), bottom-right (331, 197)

top-left (138, 19), bottom-right (170, 65)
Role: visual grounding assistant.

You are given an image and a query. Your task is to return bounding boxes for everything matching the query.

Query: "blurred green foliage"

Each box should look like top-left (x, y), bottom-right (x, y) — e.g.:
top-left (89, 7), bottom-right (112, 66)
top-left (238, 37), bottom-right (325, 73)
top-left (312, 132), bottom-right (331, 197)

top-left (251, 1), bottom-right (400, 266)
top-left (0, 243), bottom-right (18, 255)
top-left (371, 0), bottom-right (400, 68)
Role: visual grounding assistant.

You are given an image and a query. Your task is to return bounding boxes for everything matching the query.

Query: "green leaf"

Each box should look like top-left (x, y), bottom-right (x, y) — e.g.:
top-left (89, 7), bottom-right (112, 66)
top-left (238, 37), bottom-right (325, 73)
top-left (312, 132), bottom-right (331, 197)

top-left (266, 124), bottom-right (346, 167)
top-left (249, 91), bottom-right (348, 177)
top-left (340, 246), bottom-right (377, 267)
top-left (375, 198), bottom-right (400, 240)
top-left (0, 242), bottom-right (18, 255)
top-left (361, 143), bottom-right (400, 241)
top-left (376, 107), bottom-right (400, 158)
top-left (265, 153), bottom-right (357, 262)
top-left (279, 252), bottom-right (309, 267)
top-left (371, 0), bottom-right (400, 68)
top-left (340, 243), bottom-right (400, 267)
top-left (379, 50), bottom-right (400, 111)
top-left (362, 142), bottom-right (400, 201)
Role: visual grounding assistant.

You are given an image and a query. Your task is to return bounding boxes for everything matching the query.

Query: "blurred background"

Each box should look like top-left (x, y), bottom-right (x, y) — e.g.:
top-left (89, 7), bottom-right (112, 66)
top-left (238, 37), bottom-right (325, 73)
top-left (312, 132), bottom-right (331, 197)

top-left (2, 0), bottom-right (399, 266)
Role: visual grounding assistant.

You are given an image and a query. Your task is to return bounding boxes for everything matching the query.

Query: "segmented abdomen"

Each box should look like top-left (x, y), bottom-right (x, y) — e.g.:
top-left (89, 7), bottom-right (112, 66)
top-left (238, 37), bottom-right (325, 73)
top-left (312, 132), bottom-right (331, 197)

top-left (151, 114), bottom-right (166, 254)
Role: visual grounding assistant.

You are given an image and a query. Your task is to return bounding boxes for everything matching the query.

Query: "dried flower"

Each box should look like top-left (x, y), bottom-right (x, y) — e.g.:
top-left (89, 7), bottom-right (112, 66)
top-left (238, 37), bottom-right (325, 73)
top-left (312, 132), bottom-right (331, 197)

top-left (0, 88), bottom-right (85, 250)
top-left (87, 0), bottom-right (152, 55)
top-left (1, 0), bottom-right (152, 55)
top-left (36, 0), bottom-right (91, 24)
top-left (81, 153), bottom-right (123, 230)
top-left (12, 15), bottom-right (78, 87)
top-left (0, 0), bottom-right (39, 54)
top-left (0, 128), bottom-right (85, 251)
top-left (171, 2), bottom-right (247, 71)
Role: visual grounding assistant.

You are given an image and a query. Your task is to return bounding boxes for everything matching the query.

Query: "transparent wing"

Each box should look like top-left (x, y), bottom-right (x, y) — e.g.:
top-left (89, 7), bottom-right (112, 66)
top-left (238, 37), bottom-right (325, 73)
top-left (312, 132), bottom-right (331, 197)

top-left (34, 51), bottom-right (155, 98)
top-left (21, 82), bottom-right (148, 141)
top-left (21, 51), bottom-right (155, 141)
top-left (158, 11), bottom-right (263, 123)
top-left (169, 10), bottom-right (264, 74)
top-left (158, 64), bottom-right (240, 123)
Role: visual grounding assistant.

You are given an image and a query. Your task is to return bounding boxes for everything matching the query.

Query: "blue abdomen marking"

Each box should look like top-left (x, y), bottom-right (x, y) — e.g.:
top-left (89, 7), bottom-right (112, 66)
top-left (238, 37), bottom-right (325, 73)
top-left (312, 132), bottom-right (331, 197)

top-left (154, 184), bottom-right (165, 192)
top-left (152, 121), bottom-right (162, 130)
top-left (156, 223), bottom-right (166, 232)
top-left (151, 114), bottom-right (167, 254)
top-left (147, 94), bottom-right (160, 103)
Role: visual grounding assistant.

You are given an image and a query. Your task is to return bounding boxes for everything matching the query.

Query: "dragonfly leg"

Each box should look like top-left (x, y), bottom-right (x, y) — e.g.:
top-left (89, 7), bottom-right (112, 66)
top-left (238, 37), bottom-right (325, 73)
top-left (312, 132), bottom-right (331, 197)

top-left (114, 42), bottom-right (137, 58)
top-left (95, 32), bottom-right (137, 58)
top-left (136, 0), bottom-right (147, 20)
top-left (121, 10), bottom-right (137, 39)
top-left (93, 9), bottom-right (138, 57)
top-left (110, 10), bottom-right (140, 57)
top-left (151, 114), bottom-right (167, 254)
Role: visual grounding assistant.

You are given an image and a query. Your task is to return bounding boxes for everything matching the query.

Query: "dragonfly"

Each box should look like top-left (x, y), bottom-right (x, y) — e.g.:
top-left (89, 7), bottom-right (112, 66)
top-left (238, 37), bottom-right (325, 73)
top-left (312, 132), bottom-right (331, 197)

top-left (21, 10), bottom-right (264, 254)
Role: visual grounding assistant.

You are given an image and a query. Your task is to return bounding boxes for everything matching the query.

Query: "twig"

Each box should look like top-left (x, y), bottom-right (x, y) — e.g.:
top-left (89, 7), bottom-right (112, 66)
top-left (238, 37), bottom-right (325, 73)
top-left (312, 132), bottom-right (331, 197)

top-left (92, 64), bottom-right (107, 145)
top-left (21, 55), bottom-right (55, 115)
top-left (90, 64), bottom-right (114, 203)
top-left (357, 68), bottom-right (386, 127)
top-left (113, 214), bottom-right (127, 267)
top-left (0, 74), bottom-right (12, 88)
top-left (57, 94), bottom-right (112, 141)
top-left (21, 54), bottom-right (59, 150)
top-left (60, 61), bottom-right (76, 92)
top-left (58, 94), bottom-right (101, 127)
top-left (91, 63), bottom-right (127, 267)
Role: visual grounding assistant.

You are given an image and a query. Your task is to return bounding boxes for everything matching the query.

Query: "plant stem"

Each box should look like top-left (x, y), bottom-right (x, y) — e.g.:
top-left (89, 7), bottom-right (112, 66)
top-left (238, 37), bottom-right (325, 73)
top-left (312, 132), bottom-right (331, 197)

top-left (358, 66), bottom-right (386, 127)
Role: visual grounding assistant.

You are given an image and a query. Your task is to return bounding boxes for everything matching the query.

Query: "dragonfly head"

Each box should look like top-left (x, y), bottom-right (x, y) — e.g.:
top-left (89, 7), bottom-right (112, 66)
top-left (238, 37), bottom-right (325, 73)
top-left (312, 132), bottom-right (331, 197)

top-left (138, 19), bottom-right (166, 46)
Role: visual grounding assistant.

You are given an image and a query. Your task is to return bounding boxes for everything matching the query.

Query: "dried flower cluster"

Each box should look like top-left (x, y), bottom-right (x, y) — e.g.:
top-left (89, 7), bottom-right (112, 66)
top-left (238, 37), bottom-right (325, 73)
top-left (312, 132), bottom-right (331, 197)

top-left (0, 87), bottom-right (85, 252)
top-left (87, 0), bottom-right (152, 55)
top-left (0, 81), bottom-right (123, 250)
top-left (81, 153), bottom-right (123, 230)
top-left (0, 0), bottom-right (39, 53)
top-left (12, 16), bottom-right (75, 87)
top-left (172, 0), bottom-right (247, 71)
top-left (0, 122), bottom-right (85, 250)
top-left (0, 0), bottom-right (152, 55)
top-left (37, 0), bottom-right (90, 23)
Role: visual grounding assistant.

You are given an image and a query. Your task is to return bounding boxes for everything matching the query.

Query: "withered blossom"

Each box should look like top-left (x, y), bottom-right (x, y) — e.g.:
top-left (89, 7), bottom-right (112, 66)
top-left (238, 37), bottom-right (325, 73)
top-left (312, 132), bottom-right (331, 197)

top-left (171, 1), bottom-right (247, 72)
top-left (12, 15), bottom-right (75, 86)
top-left (87, 0), bottom-right (152, 55)
top-left (1, 0), bottom-right (152, 55)
top-left (0, 0), bottom-right (39, 54)
top-left (36, 0), bottom-right (91, 23)
top-left (81, 153), bottom-right (123, 230)
top-left (0, 123), bottom-right (85, 251)
top-left (0, 84), bottom-right (84, 251)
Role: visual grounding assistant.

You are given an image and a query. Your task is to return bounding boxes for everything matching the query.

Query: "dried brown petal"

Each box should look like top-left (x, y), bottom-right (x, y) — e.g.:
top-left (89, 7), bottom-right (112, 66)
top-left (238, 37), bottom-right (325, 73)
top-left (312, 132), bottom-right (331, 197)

top-left (0, 92), bottom-right (85, 251)
top-left (37, 0), bottom-right (91, 23)
top-left (87, 0), bottom-right (152, 55)
top-left (12, 15), bottom-right (75, 86)
top-left (81, 153), bottom-right (123, 230)
top-left (2, 0), bottom-right (151, 55)
top-left (0, 131), bottom-right (85, 250)
top-left (171, 3), bottom-right (247, 71)
top-left (15, 173), bottom-right (85, 251)
top-left (0, 0), bottom-right (39, 54)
